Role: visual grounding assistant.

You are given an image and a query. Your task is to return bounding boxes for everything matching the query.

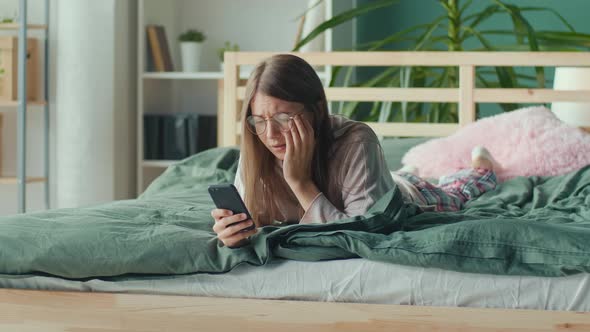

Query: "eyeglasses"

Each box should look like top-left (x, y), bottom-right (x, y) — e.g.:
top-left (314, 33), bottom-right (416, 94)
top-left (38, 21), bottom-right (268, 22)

top-left (246, 112), bottom-right (299, 136)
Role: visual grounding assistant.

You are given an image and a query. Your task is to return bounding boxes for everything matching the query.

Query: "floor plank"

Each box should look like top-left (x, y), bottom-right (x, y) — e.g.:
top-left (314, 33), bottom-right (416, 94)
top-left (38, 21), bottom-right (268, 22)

top-left (0, 289), bottom-right (589, 331)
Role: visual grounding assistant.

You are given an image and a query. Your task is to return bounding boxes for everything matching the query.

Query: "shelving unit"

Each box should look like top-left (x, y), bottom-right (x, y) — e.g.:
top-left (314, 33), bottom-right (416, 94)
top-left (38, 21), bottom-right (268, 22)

top-left (0, 0), bottom-right (50, 213)
top-left (136, 0), bottom-right (335, 194)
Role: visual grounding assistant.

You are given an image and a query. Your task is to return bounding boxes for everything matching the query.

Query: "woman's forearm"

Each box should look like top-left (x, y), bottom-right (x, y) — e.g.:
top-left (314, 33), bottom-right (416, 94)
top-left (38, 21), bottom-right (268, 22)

top-left (289, 180), bottom-right (321, 212)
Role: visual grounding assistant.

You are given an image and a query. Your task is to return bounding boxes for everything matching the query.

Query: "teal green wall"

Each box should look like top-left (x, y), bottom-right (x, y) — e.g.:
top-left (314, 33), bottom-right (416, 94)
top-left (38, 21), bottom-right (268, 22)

top-left (358, 0), bottom-right (590, 48)
top-left (355, 0), bottom-right (590, 117)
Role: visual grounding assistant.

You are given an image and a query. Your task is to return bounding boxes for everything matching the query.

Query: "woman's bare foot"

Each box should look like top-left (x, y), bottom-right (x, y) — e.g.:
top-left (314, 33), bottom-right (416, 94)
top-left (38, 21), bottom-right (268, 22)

top-left (471, 146), bottom-right (495, 171)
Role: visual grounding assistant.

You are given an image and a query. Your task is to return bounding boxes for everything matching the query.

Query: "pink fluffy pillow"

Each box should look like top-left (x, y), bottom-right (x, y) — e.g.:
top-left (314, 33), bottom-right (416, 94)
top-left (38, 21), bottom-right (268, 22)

top-left (402, 106), bottom-right (590, 182)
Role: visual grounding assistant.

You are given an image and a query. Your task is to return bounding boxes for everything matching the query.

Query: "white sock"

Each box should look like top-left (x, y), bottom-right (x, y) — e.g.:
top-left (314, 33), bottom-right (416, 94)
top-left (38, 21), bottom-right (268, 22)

top-left (399, 164), bottom-right (418, 175)
top-left (471, 146), bottom-right (501, 170)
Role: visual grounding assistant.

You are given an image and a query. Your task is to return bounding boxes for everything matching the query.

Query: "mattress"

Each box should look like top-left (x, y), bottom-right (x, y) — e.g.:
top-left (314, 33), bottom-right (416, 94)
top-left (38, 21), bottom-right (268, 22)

top-left (2, 258), bottom-right (589, 311)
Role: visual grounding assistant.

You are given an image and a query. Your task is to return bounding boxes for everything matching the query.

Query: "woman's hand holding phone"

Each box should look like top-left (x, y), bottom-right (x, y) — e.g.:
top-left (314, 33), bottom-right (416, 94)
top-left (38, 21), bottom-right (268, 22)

top-left (211, 209), bottom-right (257, 248)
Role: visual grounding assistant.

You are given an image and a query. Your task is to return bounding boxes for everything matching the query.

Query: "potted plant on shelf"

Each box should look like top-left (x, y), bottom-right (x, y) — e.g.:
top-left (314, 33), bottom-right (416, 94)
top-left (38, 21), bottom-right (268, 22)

top-left (217, 41), bottom-right (240, 71)
top-left (178, 29), bottom-right (205, 72)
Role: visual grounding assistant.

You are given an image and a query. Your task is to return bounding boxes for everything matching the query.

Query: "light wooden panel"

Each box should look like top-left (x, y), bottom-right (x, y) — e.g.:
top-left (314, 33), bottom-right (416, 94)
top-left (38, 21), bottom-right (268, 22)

top-left (475, 89), bottom-right (590, 103)
top-left (366, 122), bottom-right (458, 137)
top-left (236, 87), bottom-right (590, 103)
top-left (459, 65), bottom-right (475, 126)
top-left (231, 51), bottom-right (590, 67)
top-left (237, 87), bottom-right (459, 102)
top-left (222, 53), bottom-right (240, 147)
top-left (1, 289), bottom-right (589, 332)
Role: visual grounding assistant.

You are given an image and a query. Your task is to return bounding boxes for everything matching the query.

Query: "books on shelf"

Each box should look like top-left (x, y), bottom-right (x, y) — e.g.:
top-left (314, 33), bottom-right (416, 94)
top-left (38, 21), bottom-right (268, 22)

top-left (144, 113), bottom-right (217, 160)
top-left (146, 25), bottom-right (174, 72)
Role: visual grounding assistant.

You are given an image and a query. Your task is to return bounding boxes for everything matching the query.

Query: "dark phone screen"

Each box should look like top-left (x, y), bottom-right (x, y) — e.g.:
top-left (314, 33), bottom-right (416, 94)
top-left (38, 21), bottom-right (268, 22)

top-left (208, 184), bottom-right (255, 231)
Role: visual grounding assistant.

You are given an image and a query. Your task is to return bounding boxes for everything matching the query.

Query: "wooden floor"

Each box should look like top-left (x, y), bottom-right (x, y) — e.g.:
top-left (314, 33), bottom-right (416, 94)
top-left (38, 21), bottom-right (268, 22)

top-left (0, 289), bottom-right (589, 331)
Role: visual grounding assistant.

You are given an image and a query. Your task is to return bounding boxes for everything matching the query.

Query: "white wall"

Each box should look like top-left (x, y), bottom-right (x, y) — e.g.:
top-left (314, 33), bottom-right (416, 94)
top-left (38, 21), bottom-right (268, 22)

top-left (55, 0), bottom-right (136, 208)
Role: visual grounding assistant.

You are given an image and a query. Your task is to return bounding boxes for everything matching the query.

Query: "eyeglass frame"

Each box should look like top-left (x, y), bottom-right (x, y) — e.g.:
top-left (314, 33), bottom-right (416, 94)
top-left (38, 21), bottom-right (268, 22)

top-left (245, 107), bottom-right (307, 136)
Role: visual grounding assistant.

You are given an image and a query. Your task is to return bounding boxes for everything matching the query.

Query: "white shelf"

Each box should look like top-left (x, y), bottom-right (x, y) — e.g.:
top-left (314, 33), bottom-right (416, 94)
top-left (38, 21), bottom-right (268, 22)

top-left (0, 101), bottom-right (47, 109)
top-left (142, 160), bottom-right (177, 168)
top-left (0, 23), bottom-right (47, 30)
top-left (0, 177), bottom-right (46, 185)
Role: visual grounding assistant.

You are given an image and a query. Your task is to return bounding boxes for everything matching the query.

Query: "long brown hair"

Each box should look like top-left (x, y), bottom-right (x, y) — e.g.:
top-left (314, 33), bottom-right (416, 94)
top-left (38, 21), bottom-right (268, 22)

top-left (240, 54), bottom-right (335, 226)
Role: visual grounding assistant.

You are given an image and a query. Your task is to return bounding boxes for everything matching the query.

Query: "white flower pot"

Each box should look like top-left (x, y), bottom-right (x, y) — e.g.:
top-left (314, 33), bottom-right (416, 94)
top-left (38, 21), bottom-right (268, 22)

top-left (300, 0), bottom-right (325, 52)
top-left (552, 67), bottom-right (590, 128)
top-left (180, 42), bottom-right (202, 72)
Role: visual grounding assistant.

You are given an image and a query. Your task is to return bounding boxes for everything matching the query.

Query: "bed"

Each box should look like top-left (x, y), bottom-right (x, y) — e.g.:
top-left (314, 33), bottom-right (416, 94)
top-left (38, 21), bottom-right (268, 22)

top-left (2, 51), bottom-right (590, 331)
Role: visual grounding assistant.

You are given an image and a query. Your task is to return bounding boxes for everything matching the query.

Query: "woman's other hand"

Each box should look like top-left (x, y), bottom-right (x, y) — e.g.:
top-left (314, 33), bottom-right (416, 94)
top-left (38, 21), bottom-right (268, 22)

top-left (211, 209), bottom-right (257, 248)
top-left (283, 114), bottom-right (315, 188)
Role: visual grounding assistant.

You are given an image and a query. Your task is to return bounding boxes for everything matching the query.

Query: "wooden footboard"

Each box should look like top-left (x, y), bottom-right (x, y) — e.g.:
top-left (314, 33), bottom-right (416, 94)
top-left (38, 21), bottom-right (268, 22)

top-left (1, 289), bottom-right (589, 331)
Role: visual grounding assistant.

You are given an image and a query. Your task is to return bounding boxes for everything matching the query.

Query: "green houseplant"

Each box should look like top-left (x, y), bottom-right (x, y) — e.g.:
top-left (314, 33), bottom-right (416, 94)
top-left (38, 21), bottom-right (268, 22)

top-left (179, 29), bottom-right (205, 43)
top-left (217, 41), bottom-right (240, 69)
top-left (178, 29), bottom-right (206, 72)
top-left (293, 0), bottom-right (590, 123)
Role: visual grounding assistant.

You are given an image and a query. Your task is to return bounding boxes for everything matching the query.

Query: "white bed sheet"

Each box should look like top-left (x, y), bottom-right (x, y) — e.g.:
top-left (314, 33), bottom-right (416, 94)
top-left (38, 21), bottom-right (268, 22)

top-left (2, 258), bottom-right (589, 311)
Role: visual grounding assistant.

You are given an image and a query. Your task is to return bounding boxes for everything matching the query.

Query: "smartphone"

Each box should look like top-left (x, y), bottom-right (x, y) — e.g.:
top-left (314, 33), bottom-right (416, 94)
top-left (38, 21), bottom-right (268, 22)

top-left (208, 184), bottom-right (255, 232)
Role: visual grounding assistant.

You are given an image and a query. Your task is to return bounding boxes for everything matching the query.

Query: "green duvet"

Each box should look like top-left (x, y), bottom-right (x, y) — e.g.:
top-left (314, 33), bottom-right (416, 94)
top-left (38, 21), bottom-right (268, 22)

top-left (0, 147), bottom-right (589, 279)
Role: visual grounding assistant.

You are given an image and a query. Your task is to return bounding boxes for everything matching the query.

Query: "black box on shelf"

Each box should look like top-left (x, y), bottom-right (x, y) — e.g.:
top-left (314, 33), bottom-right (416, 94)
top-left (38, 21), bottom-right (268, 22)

top-left (144, 113), bottom-right (217, 160)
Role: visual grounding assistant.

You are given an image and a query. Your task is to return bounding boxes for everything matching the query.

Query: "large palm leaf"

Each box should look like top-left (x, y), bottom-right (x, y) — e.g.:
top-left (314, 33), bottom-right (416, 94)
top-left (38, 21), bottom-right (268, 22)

top-left (294, 0), bottom-right (590, 123)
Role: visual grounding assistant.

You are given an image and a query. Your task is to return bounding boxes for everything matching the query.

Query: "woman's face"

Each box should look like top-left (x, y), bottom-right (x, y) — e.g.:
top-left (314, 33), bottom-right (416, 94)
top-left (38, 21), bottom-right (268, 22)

top-left (250, 93), bottom-right (312, 161)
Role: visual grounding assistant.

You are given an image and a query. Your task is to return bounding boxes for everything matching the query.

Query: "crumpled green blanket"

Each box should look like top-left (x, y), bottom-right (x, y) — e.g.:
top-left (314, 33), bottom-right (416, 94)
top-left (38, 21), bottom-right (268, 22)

top-left (0, 147), bottom-right (588, 279)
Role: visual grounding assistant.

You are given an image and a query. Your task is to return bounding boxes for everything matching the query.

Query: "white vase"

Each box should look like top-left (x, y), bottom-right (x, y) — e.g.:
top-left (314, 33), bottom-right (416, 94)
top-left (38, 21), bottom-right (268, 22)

top-left (299, 0), bottom-right (325, 52)
top-left (180, 42), bottom-right (202, 72)
top-left (552, 67), bottom-right (590, 128)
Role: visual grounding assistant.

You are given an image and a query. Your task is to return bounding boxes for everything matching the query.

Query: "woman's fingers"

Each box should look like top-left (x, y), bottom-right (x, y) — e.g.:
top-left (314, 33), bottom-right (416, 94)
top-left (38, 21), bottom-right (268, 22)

top-left (211, 208), bottom-right (233, 220)
top-left (218, 219), bottom-right (255, 239)
top-left (290, 116), bottom-right (302, 151)
top-left (283, 126), bottom-right (294, 158)
top-left (212, 213), bottom-right (246, 233)
top-left (293, 115), bottom-right (306, 143)
top-left (224, 227), bottom-right (258, 248)
top-left (219, 213), bottom-right (248, 227)
top-left (301, 113), bottom-right (314, 137)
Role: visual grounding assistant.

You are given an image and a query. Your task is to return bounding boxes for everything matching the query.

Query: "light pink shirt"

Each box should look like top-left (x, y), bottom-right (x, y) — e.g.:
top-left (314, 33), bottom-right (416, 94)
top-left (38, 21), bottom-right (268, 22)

top-left (234, 115), bottom-right (396, 224)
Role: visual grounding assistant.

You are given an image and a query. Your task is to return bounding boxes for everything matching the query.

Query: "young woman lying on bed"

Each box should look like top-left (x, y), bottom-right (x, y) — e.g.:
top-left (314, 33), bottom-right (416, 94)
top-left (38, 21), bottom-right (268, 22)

top-left (212, 54), bottom-right (498, 248)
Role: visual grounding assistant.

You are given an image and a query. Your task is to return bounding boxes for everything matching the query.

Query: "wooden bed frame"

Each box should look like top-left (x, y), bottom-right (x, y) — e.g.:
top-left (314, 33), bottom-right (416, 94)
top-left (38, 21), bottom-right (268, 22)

top-left (219, 51), bottom-right (590, 146)
top-left (3, 52), bottom-right (590, 331)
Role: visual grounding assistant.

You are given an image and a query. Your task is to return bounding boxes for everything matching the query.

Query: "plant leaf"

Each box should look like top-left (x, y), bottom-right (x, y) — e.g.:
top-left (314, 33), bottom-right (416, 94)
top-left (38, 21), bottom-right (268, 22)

top-left (293, 0), bottom-right (400, 51)
top-left (459, 0), bottom-right (474, 18)
top-left (464, 4), bottom-right (501, 29)
top-left (293, 0), bottom-right (324, 21)
top-left (365, 24), bottom-right (430, 50)
top-left (414, 16), bottom-right (446, 50)
top-left (519, 7), bottom-right (575, 32)
top-left (492, 1), bottom-right (545, 87)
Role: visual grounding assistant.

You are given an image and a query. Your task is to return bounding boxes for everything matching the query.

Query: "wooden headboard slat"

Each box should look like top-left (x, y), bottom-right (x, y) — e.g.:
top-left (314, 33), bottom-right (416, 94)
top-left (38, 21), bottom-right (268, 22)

top-left (230, 51), bottom-right (590, 67)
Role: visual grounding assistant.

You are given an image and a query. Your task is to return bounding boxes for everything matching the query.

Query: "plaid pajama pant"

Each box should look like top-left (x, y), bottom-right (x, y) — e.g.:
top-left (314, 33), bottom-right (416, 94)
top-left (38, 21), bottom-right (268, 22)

top-left (398, 168), bottom-right (497, 212)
